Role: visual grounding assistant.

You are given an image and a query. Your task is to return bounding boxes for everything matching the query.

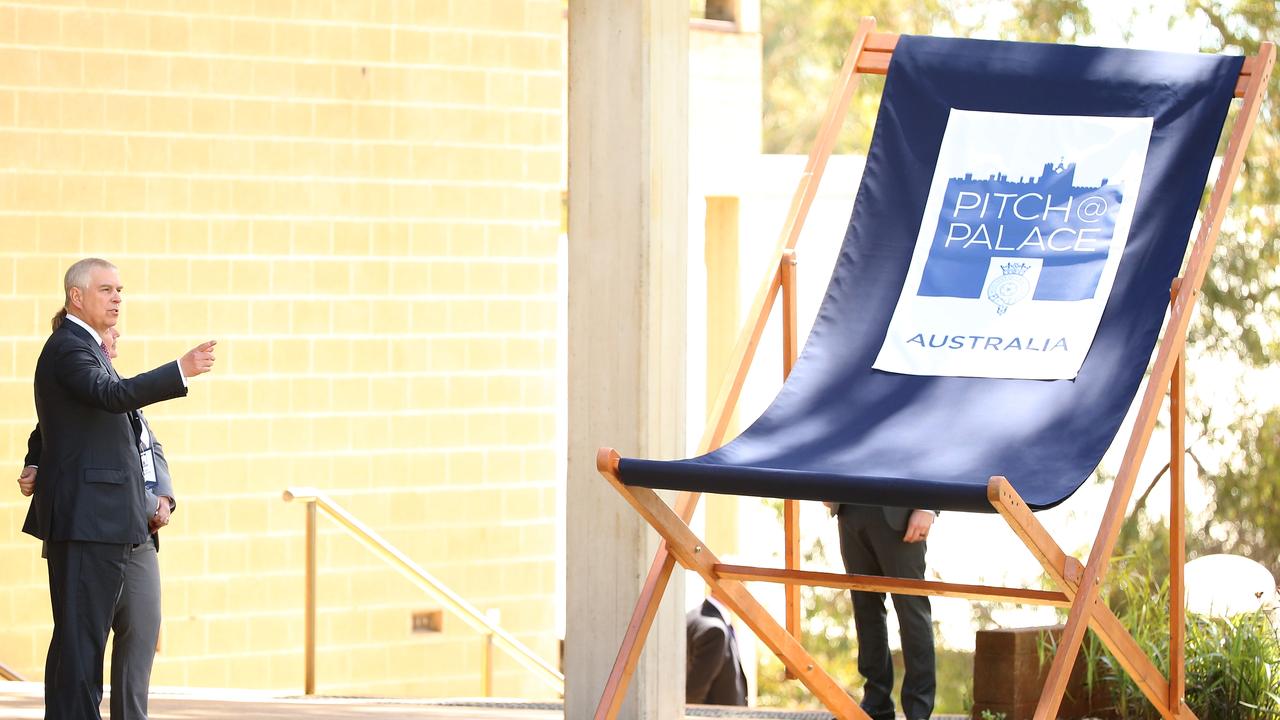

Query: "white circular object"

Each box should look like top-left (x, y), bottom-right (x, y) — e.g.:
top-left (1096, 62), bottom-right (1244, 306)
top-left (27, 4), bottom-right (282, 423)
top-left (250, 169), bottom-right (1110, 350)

top-left (1183, 554), bottom-right (1277, 617)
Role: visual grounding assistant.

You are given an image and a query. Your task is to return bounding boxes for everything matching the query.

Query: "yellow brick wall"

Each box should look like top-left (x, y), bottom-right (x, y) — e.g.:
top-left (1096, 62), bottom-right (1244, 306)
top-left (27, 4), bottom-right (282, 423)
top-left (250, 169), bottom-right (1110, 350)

top-left (0, 0), bottom-right (563, 698)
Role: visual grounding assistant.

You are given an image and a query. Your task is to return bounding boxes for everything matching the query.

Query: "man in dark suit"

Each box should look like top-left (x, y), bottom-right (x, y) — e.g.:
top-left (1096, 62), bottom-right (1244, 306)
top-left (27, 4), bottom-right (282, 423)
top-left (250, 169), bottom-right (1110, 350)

top-left (20, 257), bottom-right (214, 719)
top-left (833, 504), bottom-right (936, 720)
top-left (686, 596), bottom-right (748, 706)
top-left (19, 324), bottom-right (176, 720)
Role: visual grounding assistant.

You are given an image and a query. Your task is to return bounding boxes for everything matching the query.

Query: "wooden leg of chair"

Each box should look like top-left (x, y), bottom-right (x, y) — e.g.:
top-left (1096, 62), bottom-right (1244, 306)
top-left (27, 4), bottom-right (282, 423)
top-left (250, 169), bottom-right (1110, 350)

top-left (592, 464), bottom-right (704, 720)
top-left (600, 452), bottom-right (868, 720)
top-left (592, 544), bottom-right (680, 720)
top-left (781, 249), bottom-right (802, 677)
top-left (783, 498), bottom-right (802, 652)
top-left (1169, 347), bottom-right (1187, 715)
top-left (989, 477), bottom-right (1197, 720)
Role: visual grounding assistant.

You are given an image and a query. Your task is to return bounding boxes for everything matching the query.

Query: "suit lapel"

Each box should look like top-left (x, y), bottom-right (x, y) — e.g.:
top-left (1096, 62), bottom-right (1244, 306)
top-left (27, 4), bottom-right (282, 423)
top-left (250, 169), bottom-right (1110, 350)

top-left (61, 321), bottom-right (116, 378)
top-left (61, 322), bottom-right (141, 439)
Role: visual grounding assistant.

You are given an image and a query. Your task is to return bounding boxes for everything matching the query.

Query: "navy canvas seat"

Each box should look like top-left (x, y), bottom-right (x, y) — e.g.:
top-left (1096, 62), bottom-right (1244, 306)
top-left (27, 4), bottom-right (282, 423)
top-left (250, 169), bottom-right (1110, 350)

top-left (618, 36), bottom-right (1242, 513)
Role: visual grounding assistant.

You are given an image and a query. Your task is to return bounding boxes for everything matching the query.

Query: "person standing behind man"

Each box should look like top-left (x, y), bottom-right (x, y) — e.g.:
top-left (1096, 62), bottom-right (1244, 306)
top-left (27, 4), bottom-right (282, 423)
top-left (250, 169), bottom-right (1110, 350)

top-left (686, 595), bottom-right (748, 706)
top-left (21, 258), bottom-right (215, 720)
top-left (829, 503), bottom-right (937, 720)
top-left (18, 322), bottom-right (175, 720)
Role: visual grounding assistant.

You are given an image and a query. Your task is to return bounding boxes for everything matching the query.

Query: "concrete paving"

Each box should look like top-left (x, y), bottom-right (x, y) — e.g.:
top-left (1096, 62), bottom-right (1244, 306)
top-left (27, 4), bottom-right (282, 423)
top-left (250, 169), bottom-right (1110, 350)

top-left (0, 683), bottom-right (563, 719)
top-left (0, 682), bottom-right (829, 719)
top-left (0, 682), bottom-right (976, 719)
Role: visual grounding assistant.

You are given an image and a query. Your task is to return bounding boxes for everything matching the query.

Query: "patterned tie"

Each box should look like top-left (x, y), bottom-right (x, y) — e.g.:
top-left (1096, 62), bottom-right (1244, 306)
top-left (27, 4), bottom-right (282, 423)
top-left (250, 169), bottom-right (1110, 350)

top-left (99, 340), bottom-right (140, 439)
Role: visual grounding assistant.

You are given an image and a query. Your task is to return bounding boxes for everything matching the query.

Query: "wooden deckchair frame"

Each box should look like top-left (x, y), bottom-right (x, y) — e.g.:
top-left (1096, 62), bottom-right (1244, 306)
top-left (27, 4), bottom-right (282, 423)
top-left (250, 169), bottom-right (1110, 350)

top-left (592, 18), bottom-right (1274, 720)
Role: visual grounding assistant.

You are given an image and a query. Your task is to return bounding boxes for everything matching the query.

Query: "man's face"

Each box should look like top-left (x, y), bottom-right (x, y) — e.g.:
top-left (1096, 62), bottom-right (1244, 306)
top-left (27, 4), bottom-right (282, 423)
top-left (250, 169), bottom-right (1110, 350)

top-left (71, 266), bottom-right (122, 334)
top-left (106, 328), bottom-right (120, 360)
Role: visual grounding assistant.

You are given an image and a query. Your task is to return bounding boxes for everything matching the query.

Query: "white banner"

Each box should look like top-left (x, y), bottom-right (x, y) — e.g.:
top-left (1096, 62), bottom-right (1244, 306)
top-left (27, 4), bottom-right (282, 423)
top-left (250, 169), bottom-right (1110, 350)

top-left (873, 110), bottom-right (1153, 380)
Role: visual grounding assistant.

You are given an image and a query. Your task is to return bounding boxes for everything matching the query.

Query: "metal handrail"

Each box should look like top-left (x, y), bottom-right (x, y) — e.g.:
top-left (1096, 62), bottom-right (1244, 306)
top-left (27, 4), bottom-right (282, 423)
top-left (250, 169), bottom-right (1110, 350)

top-left (282, 486), bottom-right (565, 697)
top-left (0, 660), bottom-right (25, 681)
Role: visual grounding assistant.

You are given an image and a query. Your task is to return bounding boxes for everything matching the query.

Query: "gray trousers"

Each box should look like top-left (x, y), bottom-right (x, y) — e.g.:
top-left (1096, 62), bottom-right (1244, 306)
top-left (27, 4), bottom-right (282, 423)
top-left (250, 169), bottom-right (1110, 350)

top-left (110, 535), bottom-right (161, 720)
top-left (837, 504), bottom-right (935, 720)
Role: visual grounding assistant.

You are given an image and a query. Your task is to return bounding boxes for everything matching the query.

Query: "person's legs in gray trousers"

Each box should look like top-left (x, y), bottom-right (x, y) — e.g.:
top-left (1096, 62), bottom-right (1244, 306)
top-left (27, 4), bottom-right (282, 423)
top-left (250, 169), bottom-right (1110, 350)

top-left (110, 536), bottom-right (161, 720)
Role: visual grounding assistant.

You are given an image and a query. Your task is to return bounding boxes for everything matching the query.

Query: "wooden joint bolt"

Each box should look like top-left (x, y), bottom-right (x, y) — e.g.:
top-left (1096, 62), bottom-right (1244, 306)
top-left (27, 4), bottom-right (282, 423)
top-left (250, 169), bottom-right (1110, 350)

top-left (1064, 559), bottom-right (1084, 585)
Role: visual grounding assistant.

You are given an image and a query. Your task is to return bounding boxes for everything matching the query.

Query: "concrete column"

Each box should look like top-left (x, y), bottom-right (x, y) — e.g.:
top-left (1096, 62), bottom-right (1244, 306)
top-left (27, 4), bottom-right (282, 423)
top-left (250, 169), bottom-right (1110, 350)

top-left (565, 1), bottom-right (689, 719)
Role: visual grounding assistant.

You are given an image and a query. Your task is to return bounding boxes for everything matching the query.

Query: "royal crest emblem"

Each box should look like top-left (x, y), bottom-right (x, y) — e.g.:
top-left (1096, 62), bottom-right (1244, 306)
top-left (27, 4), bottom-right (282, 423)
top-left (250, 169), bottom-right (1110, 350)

top-left (986, 261), bottom-right (1033, 315)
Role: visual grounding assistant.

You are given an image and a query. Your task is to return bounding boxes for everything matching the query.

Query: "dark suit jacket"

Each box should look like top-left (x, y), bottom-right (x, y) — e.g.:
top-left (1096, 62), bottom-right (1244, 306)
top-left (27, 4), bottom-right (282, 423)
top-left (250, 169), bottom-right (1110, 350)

top-left (22, 321), bottom-right (186, 544)
top-left (26, 410), bottom-right (175, 549)
top-left (881, 506), bottom-right (912, 532)
top-left (686, 599), bottom-right (748, 706)
top-left (858, 506), bottom-right (937, 533)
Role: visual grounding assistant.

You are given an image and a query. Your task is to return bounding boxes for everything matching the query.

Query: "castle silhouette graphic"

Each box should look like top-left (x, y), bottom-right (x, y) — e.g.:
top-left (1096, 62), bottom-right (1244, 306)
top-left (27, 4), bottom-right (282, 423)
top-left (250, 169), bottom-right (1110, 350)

top-left (917, 160), bottom-right (1125, 303)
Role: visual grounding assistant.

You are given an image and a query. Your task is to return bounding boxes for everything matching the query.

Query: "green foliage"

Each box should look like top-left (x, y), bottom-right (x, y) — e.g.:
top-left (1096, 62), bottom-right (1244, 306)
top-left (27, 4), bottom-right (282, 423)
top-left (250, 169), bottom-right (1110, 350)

top-left (999, 0), bottom-right (1094, 42)
top-left (1187, 1), bottom-right (1280, 368)
top-left (1174, 0), bottom-right (1280, 633)
top-left (979, 710), bottom-right (1008, 720)
top-left (761, 0), bottom-right (956, 153)
top-left (1197, 406), bottom-right (1280, 580)
top-left (1185, 611), bottom-right (1280, 719)
top-left (757, 0), bottom-right (1117, 152)
top-left (1052, 541), bottom-right (1280, 719)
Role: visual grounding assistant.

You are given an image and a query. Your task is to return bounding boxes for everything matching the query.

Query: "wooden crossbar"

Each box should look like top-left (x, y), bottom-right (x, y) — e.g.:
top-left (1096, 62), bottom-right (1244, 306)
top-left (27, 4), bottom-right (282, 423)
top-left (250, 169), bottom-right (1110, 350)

top-left (593, 18), bottom-right (1272, 720)
top-left (857, 32), bottom-right (1256, 97)
top-left (716, 564), bottom-right (1070, 606)
top-left (854, 32), bottom-right (896, 74)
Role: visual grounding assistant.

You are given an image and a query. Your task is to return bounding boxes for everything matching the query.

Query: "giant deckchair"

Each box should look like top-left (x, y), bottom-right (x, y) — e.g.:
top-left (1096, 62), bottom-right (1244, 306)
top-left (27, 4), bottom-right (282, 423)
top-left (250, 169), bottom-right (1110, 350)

top-left (592, 19), bottom-right (1273, 720)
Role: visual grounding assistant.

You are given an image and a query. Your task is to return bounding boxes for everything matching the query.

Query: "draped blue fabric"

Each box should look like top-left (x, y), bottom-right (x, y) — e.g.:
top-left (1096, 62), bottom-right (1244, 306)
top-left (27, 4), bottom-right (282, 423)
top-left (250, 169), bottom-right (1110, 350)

top-left (619, 36), bottom-right (1242, 512)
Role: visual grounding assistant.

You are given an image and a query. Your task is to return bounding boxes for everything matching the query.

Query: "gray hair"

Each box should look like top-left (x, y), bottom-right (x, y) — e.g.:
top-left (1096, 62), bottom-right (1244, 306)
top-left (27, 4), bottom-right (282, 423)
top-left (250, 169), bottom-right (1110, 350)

top-left (63, 258), bottom-right (117, 308)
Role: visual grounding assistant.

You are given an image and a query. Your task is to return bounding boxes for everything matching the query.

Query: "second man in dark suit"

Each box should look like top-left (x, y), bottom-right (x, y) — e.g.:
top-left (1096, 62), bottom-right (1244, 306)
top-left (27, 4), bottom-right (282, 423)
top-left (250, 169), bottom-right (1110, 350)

top-left (686, 596), bottom-right (748, 706)
top-left (835, 504), bottom-right (937, 720)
